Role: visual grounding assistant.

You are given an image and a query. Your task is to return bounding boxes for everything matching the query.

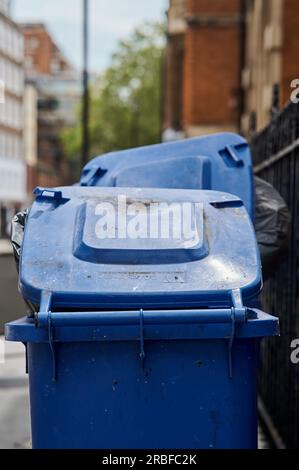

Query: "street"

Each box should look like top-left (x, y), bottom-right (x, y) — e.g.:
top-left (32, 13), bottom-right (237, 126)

top-left (0, 338), bottom-right (30, 449)
top-left (0, 243), bottom-right (26, 334)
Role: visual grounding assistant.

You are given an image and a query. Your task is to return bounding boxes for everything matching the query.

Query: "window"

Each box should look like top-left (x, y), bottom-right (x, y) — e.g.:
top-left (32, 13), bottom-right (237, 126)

top-left (0, 132), bottom-right (4, 158)
top-left (51, 59), bottom-right (60, 74)
top-left (0, 0), bottom-right (10, 16)
top-left (4, 23), bottom-right (11, 56)
top-left (0, 19), bottom-right (4, 52)
top-left (25, 56), bottom-right (33, 70)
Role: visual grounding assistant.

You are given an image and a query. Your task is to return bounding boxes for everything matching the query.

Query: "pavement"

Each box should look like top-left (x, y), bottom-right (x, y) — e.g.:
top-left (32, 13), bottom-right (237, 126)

top-left (0, 240), bottom-right (12, 255)
top-left (0, 252), bottom-right (26, 334)
top-left (0, 337), bottom-right (31, 449)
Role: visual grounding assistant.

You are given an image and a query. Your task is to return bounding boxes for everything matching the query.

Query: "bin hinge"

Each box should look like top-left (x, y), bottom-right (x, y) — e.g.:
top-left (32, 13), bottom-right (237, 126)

top-left (33, 187), bottom-right (70, 205)
top-left (38, 291), bottom-right (57, 382)
top-left (228, 289), bottom-right (247, 379)
top-left (139, 309), bottom-right (146, 368)
top-left (80, 167), bottom-right (107, 186)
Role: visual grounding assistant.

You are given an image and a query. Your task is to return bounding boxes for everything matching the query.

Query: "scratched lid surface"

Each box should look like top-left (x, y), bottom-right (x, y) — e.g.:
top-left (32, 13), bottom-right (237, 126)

top-left (20, 186), bottom-right (262, 310)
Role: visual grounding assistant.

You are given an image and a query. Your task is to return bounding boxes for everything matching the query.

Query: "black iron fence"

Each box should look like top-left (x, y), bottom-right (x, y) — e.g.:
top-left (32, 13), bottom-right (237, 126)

top-left (251, 102), bottom-right (299, 449)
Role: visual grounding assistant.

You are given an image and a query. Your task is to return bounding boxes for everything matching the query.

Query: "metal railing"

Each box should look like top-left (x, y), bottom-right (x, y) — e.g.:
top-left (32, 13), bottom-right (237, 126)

top-left (251, 102), bottom-right (299, 449)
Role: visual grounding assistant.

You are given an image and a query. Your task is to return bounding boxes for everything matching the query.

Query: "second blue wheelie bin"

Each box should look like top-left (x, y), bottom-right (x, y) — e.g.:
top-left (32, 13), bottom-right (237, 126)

top-left (79, 133), bottom-right (255, 218)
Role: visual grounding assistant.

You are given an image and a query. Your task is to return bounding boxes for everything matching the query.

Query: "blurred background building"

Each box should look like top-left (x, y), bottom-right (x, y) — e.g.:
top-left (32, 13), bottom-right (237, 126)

top-left (0, 13), bottom-right (82, 333)
top-left (0, 0), bottom-right (25, 239)
top-left (0, 0), bottom-right (25, 335)
top-left (163, 0), bottom-right (299, 139)
top-left (242, 0), bottom-right (298, 132)
top-left (22, 23), bottom-right (81, 192)
top-left (163, 0), bottom-right (241, 139)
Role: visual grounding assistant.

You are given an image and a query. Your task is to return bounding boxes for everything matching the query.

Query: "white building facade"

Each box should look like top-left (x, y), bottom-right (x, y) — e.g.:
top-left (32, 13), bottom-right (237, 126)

top-left (0, 0), bottom-right (26, 238)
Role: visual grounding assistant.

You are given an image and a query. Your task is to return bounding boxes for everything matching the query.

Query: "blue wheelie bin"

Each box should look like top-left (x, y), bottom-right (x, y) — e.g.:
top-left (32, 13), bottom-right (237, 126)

top-left (79, 133), bottom-right (255, 218)
top-left (5, 136), bottom-right (279, 449)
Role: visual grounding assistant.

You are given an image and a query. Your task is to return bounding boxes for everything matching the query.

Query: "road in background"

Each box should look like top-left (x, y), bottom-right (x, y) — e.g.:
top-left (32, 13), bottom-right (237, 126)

top-left (0, 338), bottom-right (30, 449)
top-left (0, 241), bottom-right (26, 334)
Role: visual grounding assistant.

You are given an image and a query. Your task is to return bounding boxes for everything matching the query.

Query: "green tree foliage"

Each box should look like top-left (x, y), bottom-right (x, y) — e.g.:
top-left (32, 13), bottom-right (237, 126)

top-left (62, 22), bottom-right (165, 167)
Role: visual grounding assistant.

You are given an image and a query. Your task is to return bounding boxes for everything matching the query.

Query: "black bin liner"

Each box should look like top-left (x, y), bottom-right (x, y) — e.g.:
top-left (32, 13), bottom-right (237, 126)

top-left (11, 209), bottom-right (35, 316)
top-left (11, 209), bottom-right (29, 271)
top-left (255, 176), bottom-right (290, 280)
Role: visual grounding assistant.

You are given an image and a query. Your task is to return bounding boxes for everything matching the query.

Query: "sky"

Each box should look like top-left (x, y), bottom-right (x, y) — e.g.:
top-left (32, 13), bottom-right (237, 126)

top-left (12, 0), bottom-right (168, 73)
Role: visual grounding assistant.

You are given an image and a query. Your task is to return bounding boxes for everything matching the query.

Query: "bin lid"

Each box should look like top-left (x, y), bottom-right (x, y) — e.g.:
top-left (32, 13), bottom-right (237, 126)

top-left (80, 133), bottom-right (255, 219)
top-left (20, 186), bottom-right (262, 310)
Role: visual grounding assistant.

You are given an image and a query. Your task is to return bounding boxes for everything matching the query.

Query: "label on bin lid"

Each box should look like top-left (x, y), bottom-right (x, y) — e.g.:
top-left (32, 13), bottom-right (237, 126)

top-left (20, 187), bottom-right (262, 309)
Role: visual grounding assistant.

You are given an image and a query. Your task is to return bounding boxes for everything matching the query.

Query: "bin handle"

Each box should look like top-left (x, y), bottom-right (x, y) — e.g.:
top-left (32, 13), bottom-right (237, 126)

top-left (36, 291), bottom-right (254, 381)
top-left (36, 307), bottom-right (250, 328)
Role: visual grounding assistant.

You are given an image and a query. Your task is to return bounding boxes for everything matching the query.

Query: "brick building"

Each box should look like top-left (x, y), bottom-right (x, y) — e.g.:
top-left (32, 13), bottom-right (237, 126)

top-left (242, 0), bottom-right (299, 133)
top-left (163, 0), bottom-right (299, 139)
top-left (0, 0), bottom-right (26, 238)
top-left (22, 23), bottom-right (81, 193)
top-left (163, 0), bottom-right (242, 139)
top-left (23, 23), bottom-right (73, 78)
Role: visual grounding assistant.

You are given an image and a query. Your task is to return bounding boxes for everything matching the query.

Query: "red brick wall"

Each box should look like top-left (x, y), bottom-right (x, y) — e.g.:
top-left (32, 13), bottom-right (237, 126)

top-left (27, 163), bottom-right (63, 195)
top-left (183, 0), bottom-right (241, 128)
top-left (163, 34), bottom-right (185, 130)
top-left (26, 164), bottom-right (37, 196)
top-left (23, 27), bottom-right (53, 75)
top-left (187, 0), bottom-right (241, 15)
top-left (23, 25), bottom-right (72, 76)
top-left (281, 0), bottom-right (299, 106)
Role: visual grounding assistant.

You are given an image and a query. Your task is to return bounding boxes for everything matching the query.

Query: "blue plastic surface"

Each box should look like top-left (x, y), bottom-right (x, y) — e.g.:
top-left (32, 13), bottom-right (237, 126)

top-left (5, 309), bottom-right (279, 449)
top-left (5, 135), bottom-right (280, 449)
top-left (19, 187), bottom-right (261, 310)
top-left (26, 338), bottom-right (260, 449)
top-left (23, 340), bottom-right (258, 448)
top-left (80, 133), bottom-right (255, 218)
top-left (6, 309), bottom-right (279, 344)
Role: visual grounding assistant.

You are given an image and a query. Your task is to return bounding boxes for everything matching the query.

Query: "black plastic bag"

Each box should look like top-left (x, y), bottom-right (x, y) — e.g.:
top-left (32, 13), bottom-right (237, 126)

top-left (11, 209), bottom-right (36, 316)
top-left (255, 177), bottom-right (290, 280)
top-left (11, 209), bottom-right (29, 271)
